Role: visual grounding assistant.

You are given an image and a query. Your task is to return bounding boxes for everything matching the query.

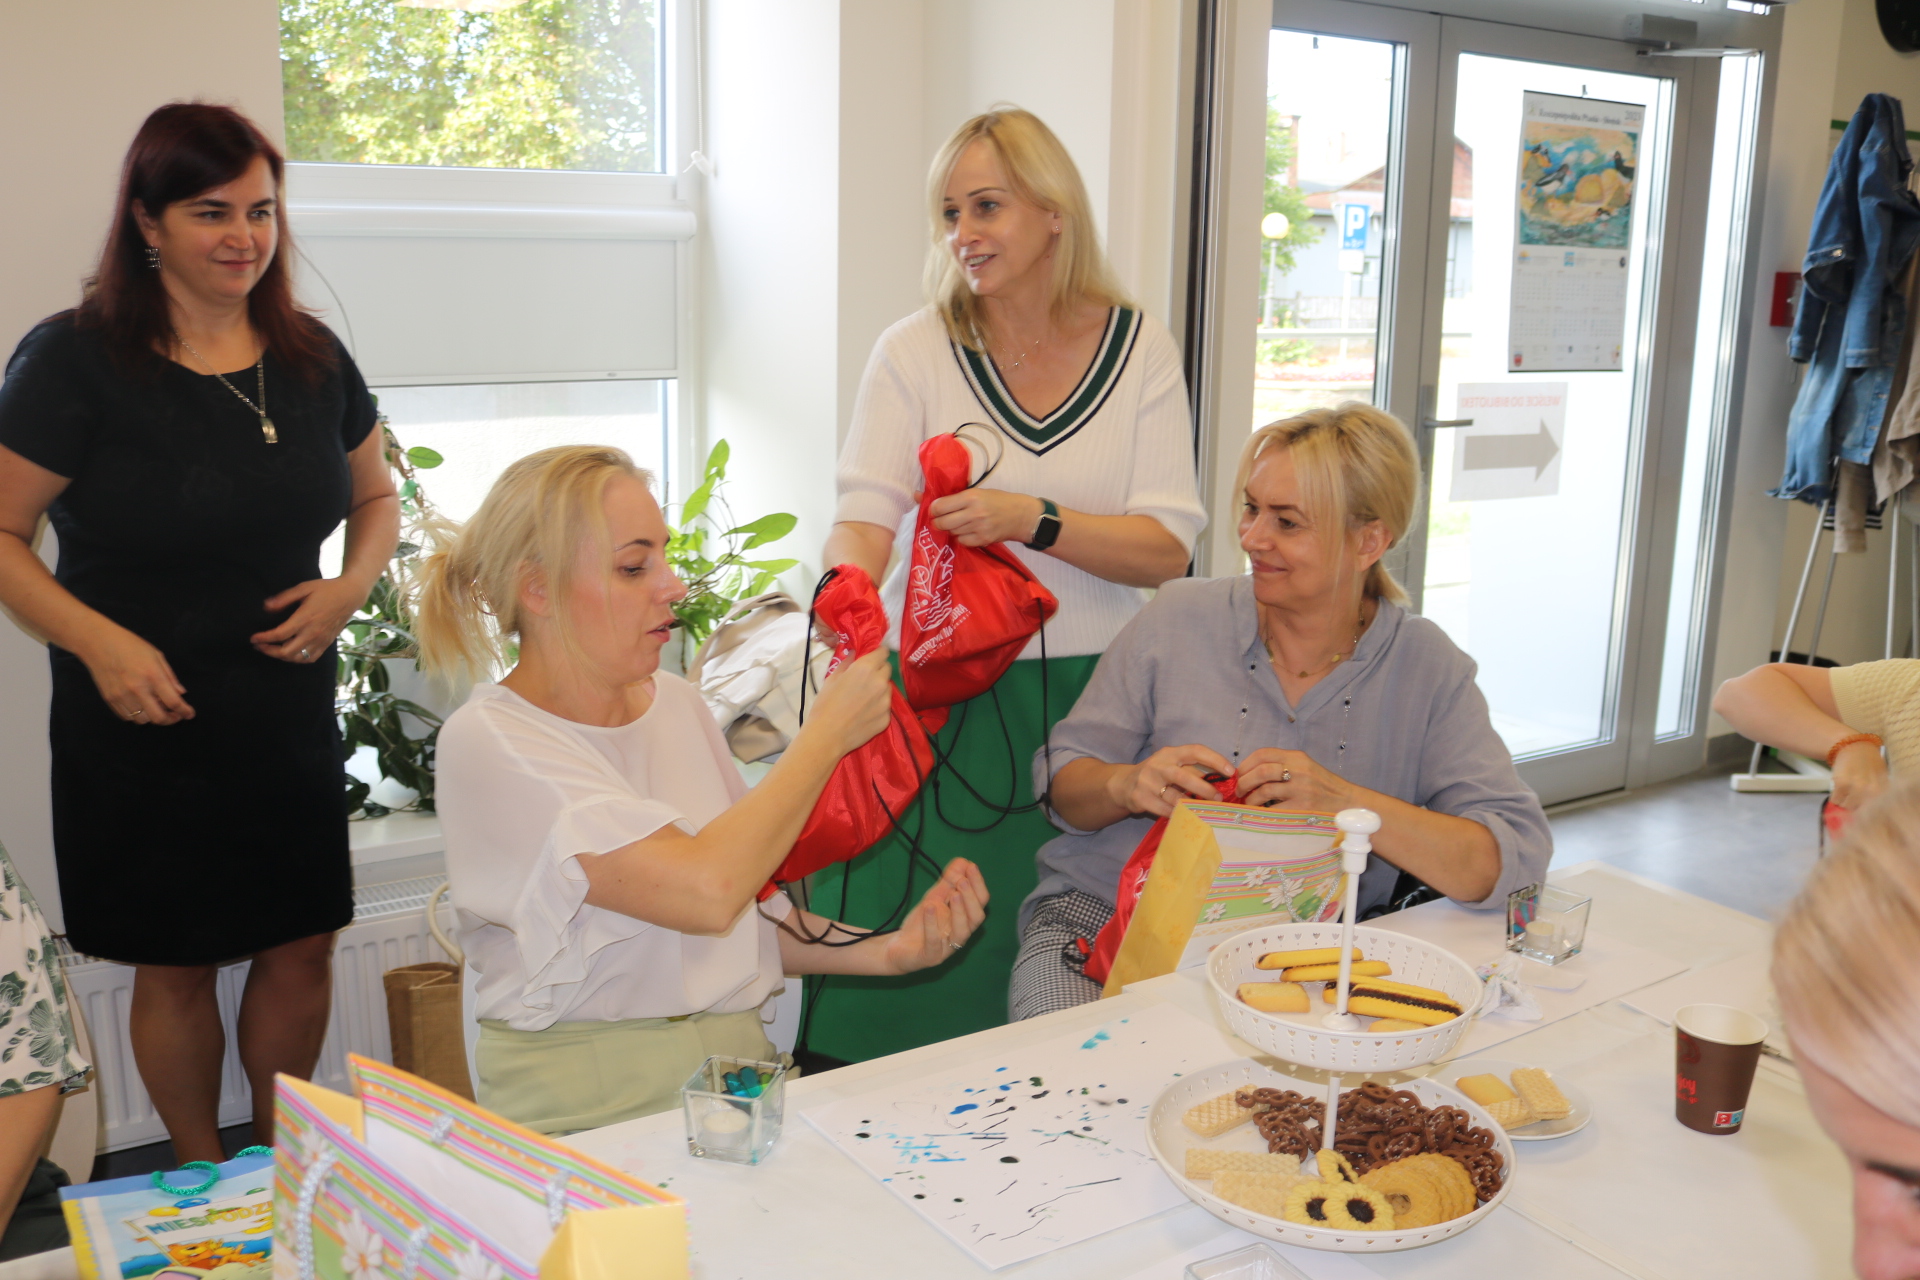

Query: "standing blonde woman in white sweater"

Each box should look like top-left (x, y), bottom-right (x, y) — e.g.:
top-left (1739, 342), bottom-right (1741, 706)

top-left (813, 107), bottom-right (1206, 1062)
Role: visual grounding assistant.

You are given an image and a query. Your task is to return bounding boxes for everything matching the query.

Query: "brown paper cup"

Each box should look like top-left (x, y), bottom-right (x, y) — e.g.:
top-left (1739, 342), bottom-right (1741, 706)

top-left (1674, 1003), bottom-right (1767, 1134)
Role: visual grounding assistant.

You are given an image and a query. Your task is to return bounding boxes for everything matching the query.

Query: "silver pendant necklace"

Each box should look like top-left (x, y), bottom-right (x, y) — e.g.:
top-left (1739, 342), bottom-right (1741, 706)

top-left (172, 329), bottom-right (277, 444)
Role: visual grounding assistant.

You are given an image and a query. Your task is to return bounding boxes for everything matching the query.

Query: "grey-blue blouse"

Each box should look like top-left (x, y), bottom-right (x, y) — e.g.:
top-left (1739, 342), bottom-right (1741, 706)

top-left (1022, 576), bottom-right (1552, 929)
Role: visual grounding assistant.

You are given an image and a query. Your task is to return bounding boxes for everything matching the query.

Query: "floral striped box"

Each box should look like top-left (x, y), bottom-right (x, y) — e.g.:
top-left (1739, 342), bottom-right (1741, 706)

top-left (1172, 804), bottom-right (1344, 970)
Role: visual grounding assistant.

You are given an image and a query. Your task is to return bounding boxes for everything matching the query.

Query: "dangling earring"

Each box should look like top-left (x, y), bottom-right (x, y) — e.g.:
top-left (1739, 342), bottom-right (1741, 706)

top-left (145, 246), bottom-right (161, 270)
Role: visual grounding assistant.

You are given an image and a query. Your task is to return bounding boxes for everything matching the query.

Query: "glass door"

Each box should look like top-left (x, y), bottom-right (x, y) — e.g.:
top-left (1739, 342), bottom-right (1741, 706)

top-left (1232, 2), bottom-right (1751, 806)
top-left (1412, 26), bottom-right (1688, 802)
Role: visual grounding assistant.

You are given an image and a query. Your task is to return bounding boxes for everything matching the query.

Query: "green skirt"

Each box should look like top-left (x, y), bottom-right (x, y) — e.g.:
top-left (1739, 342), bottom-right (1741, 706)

top-left (805, 653), bottom-right (1099, 1062)
top-left (475, 1008), bottom-right (778, 1136)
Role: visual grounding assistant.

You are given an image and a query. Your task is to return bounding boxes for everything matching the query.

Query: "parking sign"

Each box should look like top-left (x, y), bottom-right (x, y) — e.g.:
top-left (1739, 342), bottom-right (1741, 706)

top-left (1339, 203), bottom-right (1370, 253)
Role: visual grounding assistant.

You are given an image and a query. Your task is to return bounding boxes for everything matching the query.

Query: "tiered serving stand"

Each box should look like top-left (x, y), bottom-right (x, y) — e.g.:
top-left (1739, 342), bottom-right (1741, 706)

top-left (1146, 810), bottom-right (1517, 1253)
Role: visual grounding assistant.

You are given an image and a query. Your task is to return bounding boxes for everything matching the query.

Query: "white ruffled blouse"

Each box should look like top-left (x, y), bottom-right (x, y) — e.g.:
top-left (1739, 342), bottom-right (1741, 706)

top-left (436, 676), bottom-right (789, 1032)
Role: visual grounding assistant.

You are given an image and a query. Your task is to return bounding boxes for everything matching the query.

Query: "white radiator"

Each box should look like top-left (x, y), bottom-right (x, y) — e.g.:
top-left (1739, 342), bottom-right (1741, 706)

top-left (61, 874), bottom-right (455, 1153)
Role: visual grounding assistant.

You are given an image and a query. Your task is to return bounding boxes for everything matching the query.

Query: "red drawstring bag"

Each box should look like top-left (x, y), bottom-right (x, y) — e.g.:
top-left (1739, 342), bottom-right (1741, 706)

top-left (759, 565), bottom-right (935, 901)
top-left (1080, 774), bottom-right (1241, 988)
top-left (899, 432), bottom-right (1058, 722)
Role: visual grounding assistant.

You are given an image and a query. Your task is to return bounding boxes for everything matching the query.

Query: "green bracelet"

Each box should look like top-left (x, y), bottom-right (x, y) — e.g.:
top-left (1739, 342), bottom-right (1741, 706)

top-left (150, 1162), bottom-right (220, 1196)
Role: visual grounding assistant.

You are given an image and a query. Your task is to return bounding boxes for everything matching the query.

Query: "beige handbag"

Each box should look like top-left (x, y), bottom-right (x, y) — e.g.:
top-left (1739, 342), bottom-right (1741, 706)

top-left (381, 961), bottom-right (475, 1100)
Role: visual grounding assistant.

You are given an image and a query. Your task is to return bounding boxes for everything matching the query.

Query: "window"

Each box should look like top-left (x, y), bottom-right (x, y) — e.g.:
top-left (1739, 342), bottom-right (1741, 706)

top-left (281, 0), bottom-right (666, 174)
top-left (377, 380), bottom-right (672, 520)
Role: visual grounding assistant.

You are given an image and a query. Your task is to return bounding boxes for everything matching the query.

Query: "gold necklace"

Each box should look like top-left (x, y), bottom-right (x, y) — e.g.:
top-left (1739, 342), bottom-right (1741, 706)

top-left (1264, 608), bottom-right (1369, 680)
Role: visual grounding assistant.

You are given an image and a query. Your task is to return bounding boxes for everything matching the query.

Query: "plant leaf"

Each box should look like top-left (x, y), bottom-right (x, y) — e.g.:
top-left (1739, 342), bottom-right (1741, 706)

top-left (743, 558), bottom-right (799, 574)
top-left (406, 446), bottom-right (444, 469)
top-left (704, 439), bottom-right (730, 479)
top-left (680, 477), bottom-right (716, 525)
top-left (725, 512), bottom-right (797, 549)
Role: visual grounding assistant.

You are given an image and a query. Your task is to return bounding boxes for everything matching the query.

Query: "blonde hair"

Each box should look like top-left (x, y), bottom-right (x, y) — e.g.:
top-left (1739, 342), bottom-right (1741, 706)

top-left (1235, 402), bottom-right (1418, 606)
top-left (1774, 779), bottom-right (1920, 1127)
top-left (925, 106), bottom-right (1130, 347)
top-left (413, 445), bottom-right (654, 680)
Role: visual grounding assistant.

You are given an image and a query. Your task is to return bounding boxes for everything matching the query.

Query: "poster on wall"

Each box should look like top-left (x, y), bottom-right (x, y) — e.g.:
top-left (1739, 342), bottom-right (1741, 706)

top-left (1508, 92), bottom-right (1642, 373)
top-left (1451, 382), bottom-right (1566, 501)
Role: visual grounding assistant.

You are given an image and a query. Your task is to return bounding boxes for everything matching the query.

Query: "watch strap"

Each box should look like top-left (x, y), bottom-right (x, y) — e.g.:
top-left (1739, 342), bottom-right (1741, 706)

top-left (1025, 498), bottom-right (1062, 551)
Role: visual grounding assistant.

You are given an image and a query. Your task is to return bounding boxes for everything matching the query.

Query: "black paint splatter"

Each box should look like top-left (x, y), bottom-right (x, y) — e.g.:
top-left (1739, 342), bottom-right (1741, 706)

top-left (855, 1132), bottom-right (870, 1139)
top-left (1000, 1156), bottom-right (1019, 1163)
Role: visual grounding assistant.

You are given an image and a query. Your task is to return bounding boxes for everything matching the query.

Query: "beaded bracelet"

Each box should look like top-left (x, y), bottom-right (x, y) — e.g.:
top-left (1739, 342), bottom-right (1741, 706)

top-left (1826, 732), bottom-right (1884, 768)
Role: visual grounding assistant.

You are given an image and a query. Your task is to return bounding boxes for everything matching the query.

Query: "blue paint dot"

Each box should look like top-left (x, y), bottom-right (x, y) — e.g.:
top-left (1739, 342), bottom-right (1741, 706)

top-left (998, 1084), bottom-right (1011, 1091)
top-left (950, 1103), bottom-right (979, 1114)
top-left (995, 1067), bottom-right (1008, 1072)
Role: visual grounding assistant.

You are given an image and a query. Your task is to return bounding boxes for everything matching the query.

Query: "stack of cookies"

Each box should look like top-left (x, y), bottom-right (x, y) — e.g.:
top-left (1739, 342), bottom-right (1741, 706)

top-left (1455, 1067), bottom-right (1572, 1129)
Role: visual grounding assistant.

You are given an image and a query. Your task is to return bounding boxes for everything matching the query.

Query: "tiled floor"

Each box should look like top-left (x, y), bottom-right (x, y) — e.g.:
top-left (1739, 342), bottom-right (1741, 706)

top-left (1547, 764), bottom-right (1825, 923)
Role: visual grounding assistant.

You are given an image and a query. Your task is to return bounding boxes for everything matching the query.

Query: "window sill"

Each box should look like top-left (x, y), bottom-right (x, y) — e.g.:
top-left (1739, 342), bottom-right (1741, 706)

top-left (350, 810), bottom-right (443, 872)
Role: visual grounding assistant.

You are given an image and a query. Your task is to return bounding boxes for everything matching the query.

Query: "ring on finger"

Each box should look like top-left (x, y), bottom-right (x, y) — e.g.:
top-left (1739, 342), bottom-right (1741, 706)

top-left (299, 647), bottom-right (311, 662)
top-left (1157, 783), bottom-right (1170, 800)
top-left (1280, 769), bottom-right (1291, 783)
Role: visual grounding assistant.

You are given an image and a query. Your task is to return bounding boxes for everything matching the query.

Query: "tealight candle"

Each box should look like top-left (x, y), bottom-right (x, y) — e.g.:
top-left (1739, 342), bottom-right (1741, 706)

top-left (702, 1107), bottom-right (750, 1137)
top-left (1524, 918), bottom-right (1562, 953)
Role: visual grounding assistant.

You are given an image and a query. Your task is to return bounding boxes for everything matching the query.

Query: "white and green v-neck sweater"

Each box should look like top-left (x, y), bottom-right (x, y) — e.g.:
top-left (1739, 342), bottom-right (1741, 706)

top-left (834, 305), bottom-right (1208, 660)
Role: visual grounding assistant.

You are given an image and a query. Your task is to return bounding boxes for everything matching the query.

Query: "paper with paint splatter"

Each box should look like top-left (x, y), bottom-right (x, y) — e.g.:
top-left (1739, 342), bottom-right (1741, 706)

top-left (801, 1003), bottom-right (1223, 1269)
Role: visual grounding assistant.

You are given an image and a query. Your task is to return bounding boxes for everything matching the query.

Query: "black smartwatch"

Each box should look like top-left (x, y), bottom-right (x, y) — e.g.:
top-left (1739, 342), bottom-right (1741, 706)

top-left (1025, 497), bottom-right (1063, 551)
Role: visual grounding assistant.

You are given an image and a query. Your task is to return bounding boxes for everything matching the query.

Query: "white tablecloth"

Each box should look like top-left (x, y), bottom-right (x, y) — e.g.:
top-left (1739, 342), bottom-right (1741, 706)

top-left (564, 862), bottom-right (1852, 1279)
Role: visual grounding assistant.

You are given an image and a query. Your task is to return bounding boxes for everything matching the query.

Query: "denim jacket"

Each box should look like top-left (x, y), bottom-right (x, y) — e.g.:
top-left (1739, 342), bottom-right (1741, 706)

top-left (1775, 94), bottom-right (1920, 505)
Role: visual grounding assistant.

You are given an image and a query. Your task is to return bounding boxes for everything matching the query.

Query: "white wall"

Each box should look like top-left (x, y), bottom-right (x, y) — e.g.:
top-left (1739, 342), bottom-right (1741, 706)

top-left (1708, 0), bottom-right (1920, 733)
top-left (0, 1), bottom-right (284, 927)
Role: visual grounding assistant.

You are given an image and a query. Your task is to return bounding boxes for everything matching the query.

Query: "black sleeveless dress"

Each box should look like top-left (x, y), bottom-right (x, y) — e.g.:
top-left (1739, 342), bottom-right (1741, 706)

top-left (0, 314), bottom-right (375, 965)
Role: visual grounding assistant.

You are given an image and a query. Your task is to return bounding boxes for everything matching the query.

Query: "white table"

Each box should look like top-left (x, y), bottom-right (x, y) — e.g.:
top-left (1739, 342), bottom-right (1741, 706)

top-left (566, 863), bottom-right (1853, 1279)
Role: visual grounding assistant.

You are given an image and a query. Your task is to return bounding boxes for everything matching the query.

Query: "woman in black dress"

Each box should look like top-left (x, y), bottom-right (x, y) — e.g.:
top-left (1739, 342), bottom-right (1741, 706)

top-left (0, 104), bottom-right (398, 1160)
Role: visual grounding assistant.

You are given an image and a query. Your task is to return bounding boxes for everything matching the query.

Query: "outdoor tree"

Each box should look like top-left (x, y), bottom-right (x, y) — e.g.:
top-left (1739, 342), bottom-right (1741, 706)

top-left (1264, 106), bottom-right (1320, 274)
top-left (281, 0), bottom-right (660, 172)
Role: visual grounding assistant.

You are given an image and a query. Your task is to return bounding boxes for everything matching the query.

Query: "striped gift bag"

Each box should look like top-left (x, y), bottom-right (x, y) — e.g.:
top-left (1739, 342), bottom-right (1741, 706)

top-left (272, 1056), bottom-right (685, 1280)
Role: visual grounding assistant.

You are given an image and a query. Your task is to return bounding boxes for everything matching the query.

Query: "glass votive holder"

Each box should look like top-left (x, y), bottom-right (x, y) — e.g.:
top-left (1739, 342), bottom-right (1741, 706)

top-left (681, 1054), bottom-right (786, 1165)
top-left (1518, 886), bottom-right (1592, 965)
top-left (1185, 1242), bottom-right (1310, 1279)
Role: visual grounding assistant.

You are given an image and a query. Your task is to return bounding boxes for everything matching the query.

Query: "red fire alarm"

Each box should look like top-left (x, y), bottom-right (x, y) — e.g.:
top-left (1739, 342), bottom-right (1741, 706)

top-left (1771, 272), bottom-right (1802, 327)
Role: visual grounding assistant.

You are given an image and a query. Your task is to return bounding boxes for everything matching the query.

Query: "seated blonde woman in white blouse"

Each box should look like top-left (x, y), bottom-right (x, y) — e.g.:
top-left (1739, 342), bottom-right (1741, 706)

top-left (416, 445), bottom-right (986, 1135)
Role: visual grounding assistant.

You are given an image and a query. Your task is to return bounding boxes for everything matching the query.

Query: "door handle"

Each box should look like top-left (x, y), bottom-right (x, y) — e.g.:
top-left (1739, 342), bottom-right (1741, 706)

top-left (1422, 417), bottom-right (1474, 430)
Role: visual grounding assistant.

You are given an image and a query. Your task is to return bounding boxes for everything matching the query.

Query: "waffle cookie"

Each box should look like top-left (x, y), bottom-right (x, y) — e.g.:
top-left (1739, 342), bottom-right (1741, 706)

top-left (1182, 1091), bottom-right (1254, 1138)
top-left (1213, 1169), bottom-right (1301, 1217)
top-left (1184, 1149), bottom-right (1301, 1180)
top-left (1510, 1067), bottom-right (1572, 1120)
top-left (1483, 1097), bottom-right (1536, 1129)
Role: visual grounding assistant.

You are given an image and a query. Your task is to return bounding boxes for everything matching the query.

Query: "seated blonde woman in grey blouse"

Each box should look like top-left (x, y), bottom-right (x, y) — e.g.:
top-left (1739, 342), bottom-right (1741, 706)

top-left (1009, 404), bottom-right (1552, 1019)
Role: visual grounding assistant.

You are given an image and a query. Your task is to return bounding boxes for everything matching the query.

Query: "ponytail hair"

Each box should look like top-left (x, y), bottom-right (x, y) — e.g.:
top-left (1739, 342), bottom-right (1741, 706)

top-left (413, 445), bottom-right (654, 680)
top-left (1234, 402), bottom-right (1417, 606)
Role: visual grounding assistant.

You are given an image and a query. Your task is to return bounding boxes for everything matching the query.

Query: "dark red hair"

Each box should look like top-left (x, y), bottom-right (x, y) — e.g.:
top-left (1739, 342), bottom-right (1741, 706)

top-left (77, 102), bottom-right (333, 381)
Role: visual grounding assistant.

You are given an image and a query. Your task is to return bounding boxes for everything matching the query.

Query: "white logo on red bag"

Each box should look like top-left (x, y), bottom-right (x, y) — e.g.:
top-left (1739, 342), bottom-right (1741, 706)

top-left (906, 526), bottom-right (970, 666)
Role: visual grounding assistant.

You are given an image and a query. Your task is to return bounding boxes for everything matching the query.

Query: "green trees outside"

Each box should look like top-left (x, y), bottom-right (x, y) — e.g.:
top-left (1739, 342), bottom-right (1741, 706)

top-left (281, 0), bottom-right (660, 172)
top-left (1264, 106), bottom-right (1320, 273)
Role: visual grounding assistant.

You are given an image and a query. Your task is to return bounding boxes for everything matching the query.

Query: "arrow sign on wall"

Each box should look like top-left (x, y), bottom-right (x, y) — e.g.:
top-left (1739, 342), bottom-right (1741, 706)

top-left (1463, 421), bottom-right (1560, 479)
